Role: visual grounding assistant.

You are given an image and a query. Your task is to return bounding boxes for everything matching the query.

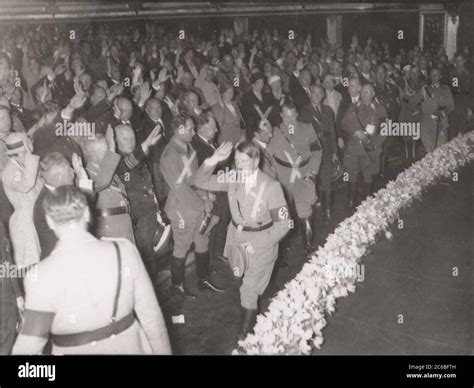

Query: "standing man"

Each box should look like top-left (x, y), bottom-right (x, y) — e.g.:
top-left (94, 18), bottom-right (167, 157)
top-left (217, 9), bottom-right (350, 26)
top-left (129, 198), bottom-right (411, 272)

top-left (251, 119), bottom-right (278, 180)
top-left (193, 141), bottom-right (291, 340)
top-left (12, 185), bottom-right (171, 355)
top-left (83, 133), bottom-right (134, 242)
top-left (299, 85), bottom-right (338, 222)
top-left (341, 82), bottom-right (387, 209)
top-left (415, 67), bottom-right (455, 153)
top-left (114, 124), bottom-right (164, 278)
top-left (160, 114), bottom-right (223, 324)
top-left (267, 103), bottom-right (322, 255)
top-left (34, 152), bottom-right (91, 260)
top-left (0, 221), bottom-right (23, 354)
top-left (192, 112), bottom-right (230, 269)
top-left (374, 64), bottom-right (401, 181)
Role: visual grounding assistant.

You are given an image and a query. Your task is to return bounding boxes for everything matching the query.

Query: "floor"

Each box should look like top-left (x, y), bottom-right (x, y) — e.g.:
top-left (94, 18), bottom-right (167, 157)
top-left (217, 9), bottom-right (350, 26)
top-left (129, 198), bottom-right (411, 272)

top-left (152, 159), bottom-right (473, 355)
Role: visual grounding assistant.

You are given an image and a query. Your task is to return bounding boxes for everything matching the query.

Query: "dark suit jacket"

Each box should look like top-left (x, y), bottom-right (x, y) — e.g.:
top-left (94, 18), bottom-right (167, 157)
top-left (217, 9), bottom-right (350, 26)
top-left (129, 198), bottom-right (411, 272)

top-left (192, 135), bottom-right (216, 166)
top-left (34, 185), bottom-right (57, 260)
top-left (32, 113), bottom-right (84, 163)
top-left (239, 89), bottom-right (273, 140)
top-left (289, 77), bottom-right (311, 111)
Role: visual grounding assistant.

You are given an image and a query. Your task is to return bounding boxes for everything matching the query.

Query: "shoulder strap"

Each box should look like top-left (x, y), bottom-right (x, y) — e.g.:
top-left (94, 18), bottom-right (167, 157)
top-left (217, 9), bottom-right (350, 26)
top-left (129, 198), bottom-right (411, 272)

top-left (111, 241), bottom-right (122, 323)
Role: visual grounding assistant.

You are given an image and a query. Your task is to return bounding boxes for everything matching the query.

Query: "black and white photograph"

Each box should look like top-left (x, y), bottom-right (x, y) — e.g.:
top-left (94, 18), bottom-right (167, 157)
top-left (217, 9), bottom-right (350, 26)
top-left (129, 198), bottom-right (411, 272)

top-left (0, 0), bottom-right (472, 385)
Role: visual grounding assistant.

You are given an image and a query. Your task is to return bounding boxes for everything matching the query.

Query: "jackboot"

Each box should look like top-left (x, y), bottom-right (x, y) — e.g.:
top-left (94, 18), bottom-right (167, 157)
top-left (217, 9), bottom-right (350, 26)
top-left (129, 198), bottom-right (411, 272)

top-left (170, 256), bottom-right (197, 299)
top-left (300, 216), bottom-right (315, 256)
top-left (195, 251), bottom-right (224, 293)
top-left (360, 182), bottom-right (372, 203)
top-left (321, 190), bottom-right (333, 222)
top-left (238, 307), bottom-right (258, 341)
top-left (347, 182), bottom-right (358, 210)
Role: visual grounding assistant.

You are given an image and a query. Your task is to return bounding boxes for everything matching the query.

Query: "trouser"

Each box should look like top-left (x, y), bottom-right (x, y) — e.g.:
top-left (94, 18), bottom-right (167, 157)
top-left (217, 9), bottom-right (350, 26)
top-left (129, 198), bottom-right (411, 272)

top-left (0, 283), bottom-right (19, 355)
top-left (170, 212), bottom-right (213, 258)
top-left (344, 152), bottom-right (381, 184)
top-left (208, 193), bottom-right (231, 266)
top-left (240, 244), bottom-right (279, 310)
top-left (134, 209), bottom-right (159, 276)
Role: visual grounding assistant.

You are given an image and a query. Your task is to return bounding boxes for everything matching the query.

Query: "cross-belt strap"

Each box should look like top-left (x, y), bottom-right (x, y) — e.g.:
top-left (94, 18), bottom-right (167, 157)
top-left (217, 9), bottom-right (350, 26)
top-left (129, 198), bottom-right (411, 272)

top-left (50, 241), bottom-right (132, 347)
top-left (111, 241), bottom-right (121, 322)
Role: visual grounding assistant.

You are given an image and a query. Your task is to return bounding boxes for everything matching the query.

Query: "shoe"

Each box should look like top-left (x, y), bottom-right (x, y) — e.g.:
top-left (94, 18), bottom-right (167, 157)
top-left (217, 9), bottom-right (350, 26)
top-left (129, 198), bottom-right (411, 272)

top-left (170, 256), bottom-right (197, 299)
top-left (238, 307), bottom-right (258, 341)
top-left (216, 255), bottom-right (229, 263)
top-left (347, 182), bottom-right (358, 210)
top-left (198, 279), bottom-right (225, 293)
top-left (172, 284), bottom-right (197, 299)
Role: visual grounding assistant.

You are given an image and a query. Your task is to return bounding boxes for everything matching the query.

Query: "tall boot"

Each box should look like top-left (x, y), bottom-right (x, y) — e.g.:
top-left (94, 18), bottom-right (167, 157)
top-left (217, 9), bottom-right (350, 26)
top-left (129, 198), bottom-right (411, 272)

top-left (321, 190), bottom-right (332, 222)
top-left (347, 182), bottom-right (358, 210)
top-left (195, 251), bottom-right (224, 293)
top-left (170, 256), bottom-right (197, 299)
top-left (299, 216), bottom-right (315, 256)
top-left (360, 181), bottom-right (372, 203)
top-left (238, 307), bottom-right (258, 341)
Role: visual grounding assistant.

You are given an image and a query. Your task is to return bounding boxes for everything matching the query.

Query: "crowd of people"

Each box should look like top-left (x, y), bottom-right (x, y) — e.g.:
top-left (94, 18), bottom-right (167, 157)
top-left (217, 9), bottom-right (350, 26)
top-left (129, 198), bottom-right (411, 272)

top-left (0, 19), bottom-right (472, 355)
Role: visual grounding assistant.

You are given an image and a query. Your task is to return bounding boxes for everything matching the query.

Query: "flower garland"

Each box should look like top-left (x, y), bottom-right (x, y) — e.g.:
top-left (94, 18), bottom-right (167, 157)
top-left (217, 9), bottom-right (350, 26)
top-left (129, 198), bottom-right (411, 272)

top-left (235, 132), bottom-right (474, 355)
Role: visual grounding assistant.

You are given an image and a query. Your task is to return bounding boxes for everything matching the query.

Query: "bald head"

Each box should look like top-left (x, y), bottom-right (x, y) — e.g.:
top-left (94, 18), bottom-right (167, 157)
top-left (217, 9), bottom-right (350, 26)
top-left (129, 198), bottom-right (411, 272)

top-left (348, 77), bottom-right (361, 98)
top-left (84, 135), bottom-right (108, 164)
top-left (113, 97), bottom-right (133, 121)
top-left (145, 98), bottom-right (162, 121)
top-left (361, 84), bottom-right (375, 104)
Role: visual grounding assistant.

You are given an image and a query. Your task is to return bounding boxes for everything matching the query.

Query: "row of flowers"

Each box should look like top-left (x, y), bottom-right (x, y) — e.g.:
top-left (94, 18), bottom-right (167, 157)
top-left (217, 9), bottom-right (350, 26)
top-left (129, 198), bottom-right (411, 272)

top-left (235, 131), bottom-right (474, 355)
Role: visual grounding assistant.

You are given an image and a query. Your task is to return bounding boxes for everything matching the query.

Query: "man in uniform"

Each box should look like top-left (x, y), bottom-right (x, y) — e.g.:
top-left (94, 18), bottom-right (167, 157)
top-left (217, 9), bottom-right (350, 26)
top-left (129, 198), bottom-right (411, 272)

top-left (342, 81), bottom-right (387, 209)
top-left (414, 67), bottom-right (455, 153)
top-left (251, 119), bottom-right (278, 180)
top-left (448, 54), bottom-right (472, 138)
top-left (84, 133), bottom-right (135, 242)
top-left (12, 185), bottom-right (171, 355)
top-left (299, 85), bottom-right (338, 222)
top-left (267, 103), bottom-right (322, 255)
top-left (374, 64), bottom-right (401, 181)
top-left (114, 124), bottom-right (164, 278)
top-left (192, 112), bottom-right (230, 269)
top-left (160, 114), bottom-right (223, 324)
top-left (193, 141), bottom-right (291, 340)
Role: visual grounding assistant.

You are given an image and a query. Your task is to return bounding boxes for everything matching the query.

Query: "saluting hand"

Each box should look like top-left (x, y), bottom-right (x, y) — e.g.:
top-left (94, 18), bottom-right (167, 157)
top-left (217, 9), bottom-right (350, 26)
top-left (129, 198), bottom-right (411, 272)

top-left (72, 153), bottom-right (88, 181)
top-left (105, 124), bottom-right (116, 152)
top-left (209, 141), bottom-right (233, 164)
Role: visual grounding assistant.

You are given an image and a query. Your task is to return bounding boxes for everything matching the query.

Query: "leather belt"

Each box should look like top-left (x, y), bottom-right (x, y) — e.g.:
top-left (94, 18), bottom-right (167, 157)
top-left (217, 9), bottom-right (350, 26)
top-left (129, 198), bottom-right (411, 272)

top-left (232, 219), bottom-right (273, 232)
top-left (273, 156), bottom-right (310, 169)
top-left (51, 311), bottom-right (135, 347)
top-left (95, 205), bottom-right (130, 218)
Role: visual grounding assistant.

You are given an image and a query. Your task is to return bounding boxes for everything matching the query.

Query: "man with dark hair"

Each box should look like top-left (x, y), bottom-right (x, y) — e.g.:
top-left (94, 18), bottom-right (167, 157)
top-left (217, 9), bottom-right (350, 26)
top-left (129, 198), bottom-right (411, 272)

top-left (192, 111), bottom-right (230, 270)
top-left (267, 103), bottom-right (322, 255)
top-left (160, 114), bottom-right (223, 324)
top-left (193, 140), bottom-right (291, 340)
top-left (240, 72), bottom-right (273, 139)
top-left (299, 84), bottom-right (338, 222)
top-left (415, 67), bottom-right (454, 152)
